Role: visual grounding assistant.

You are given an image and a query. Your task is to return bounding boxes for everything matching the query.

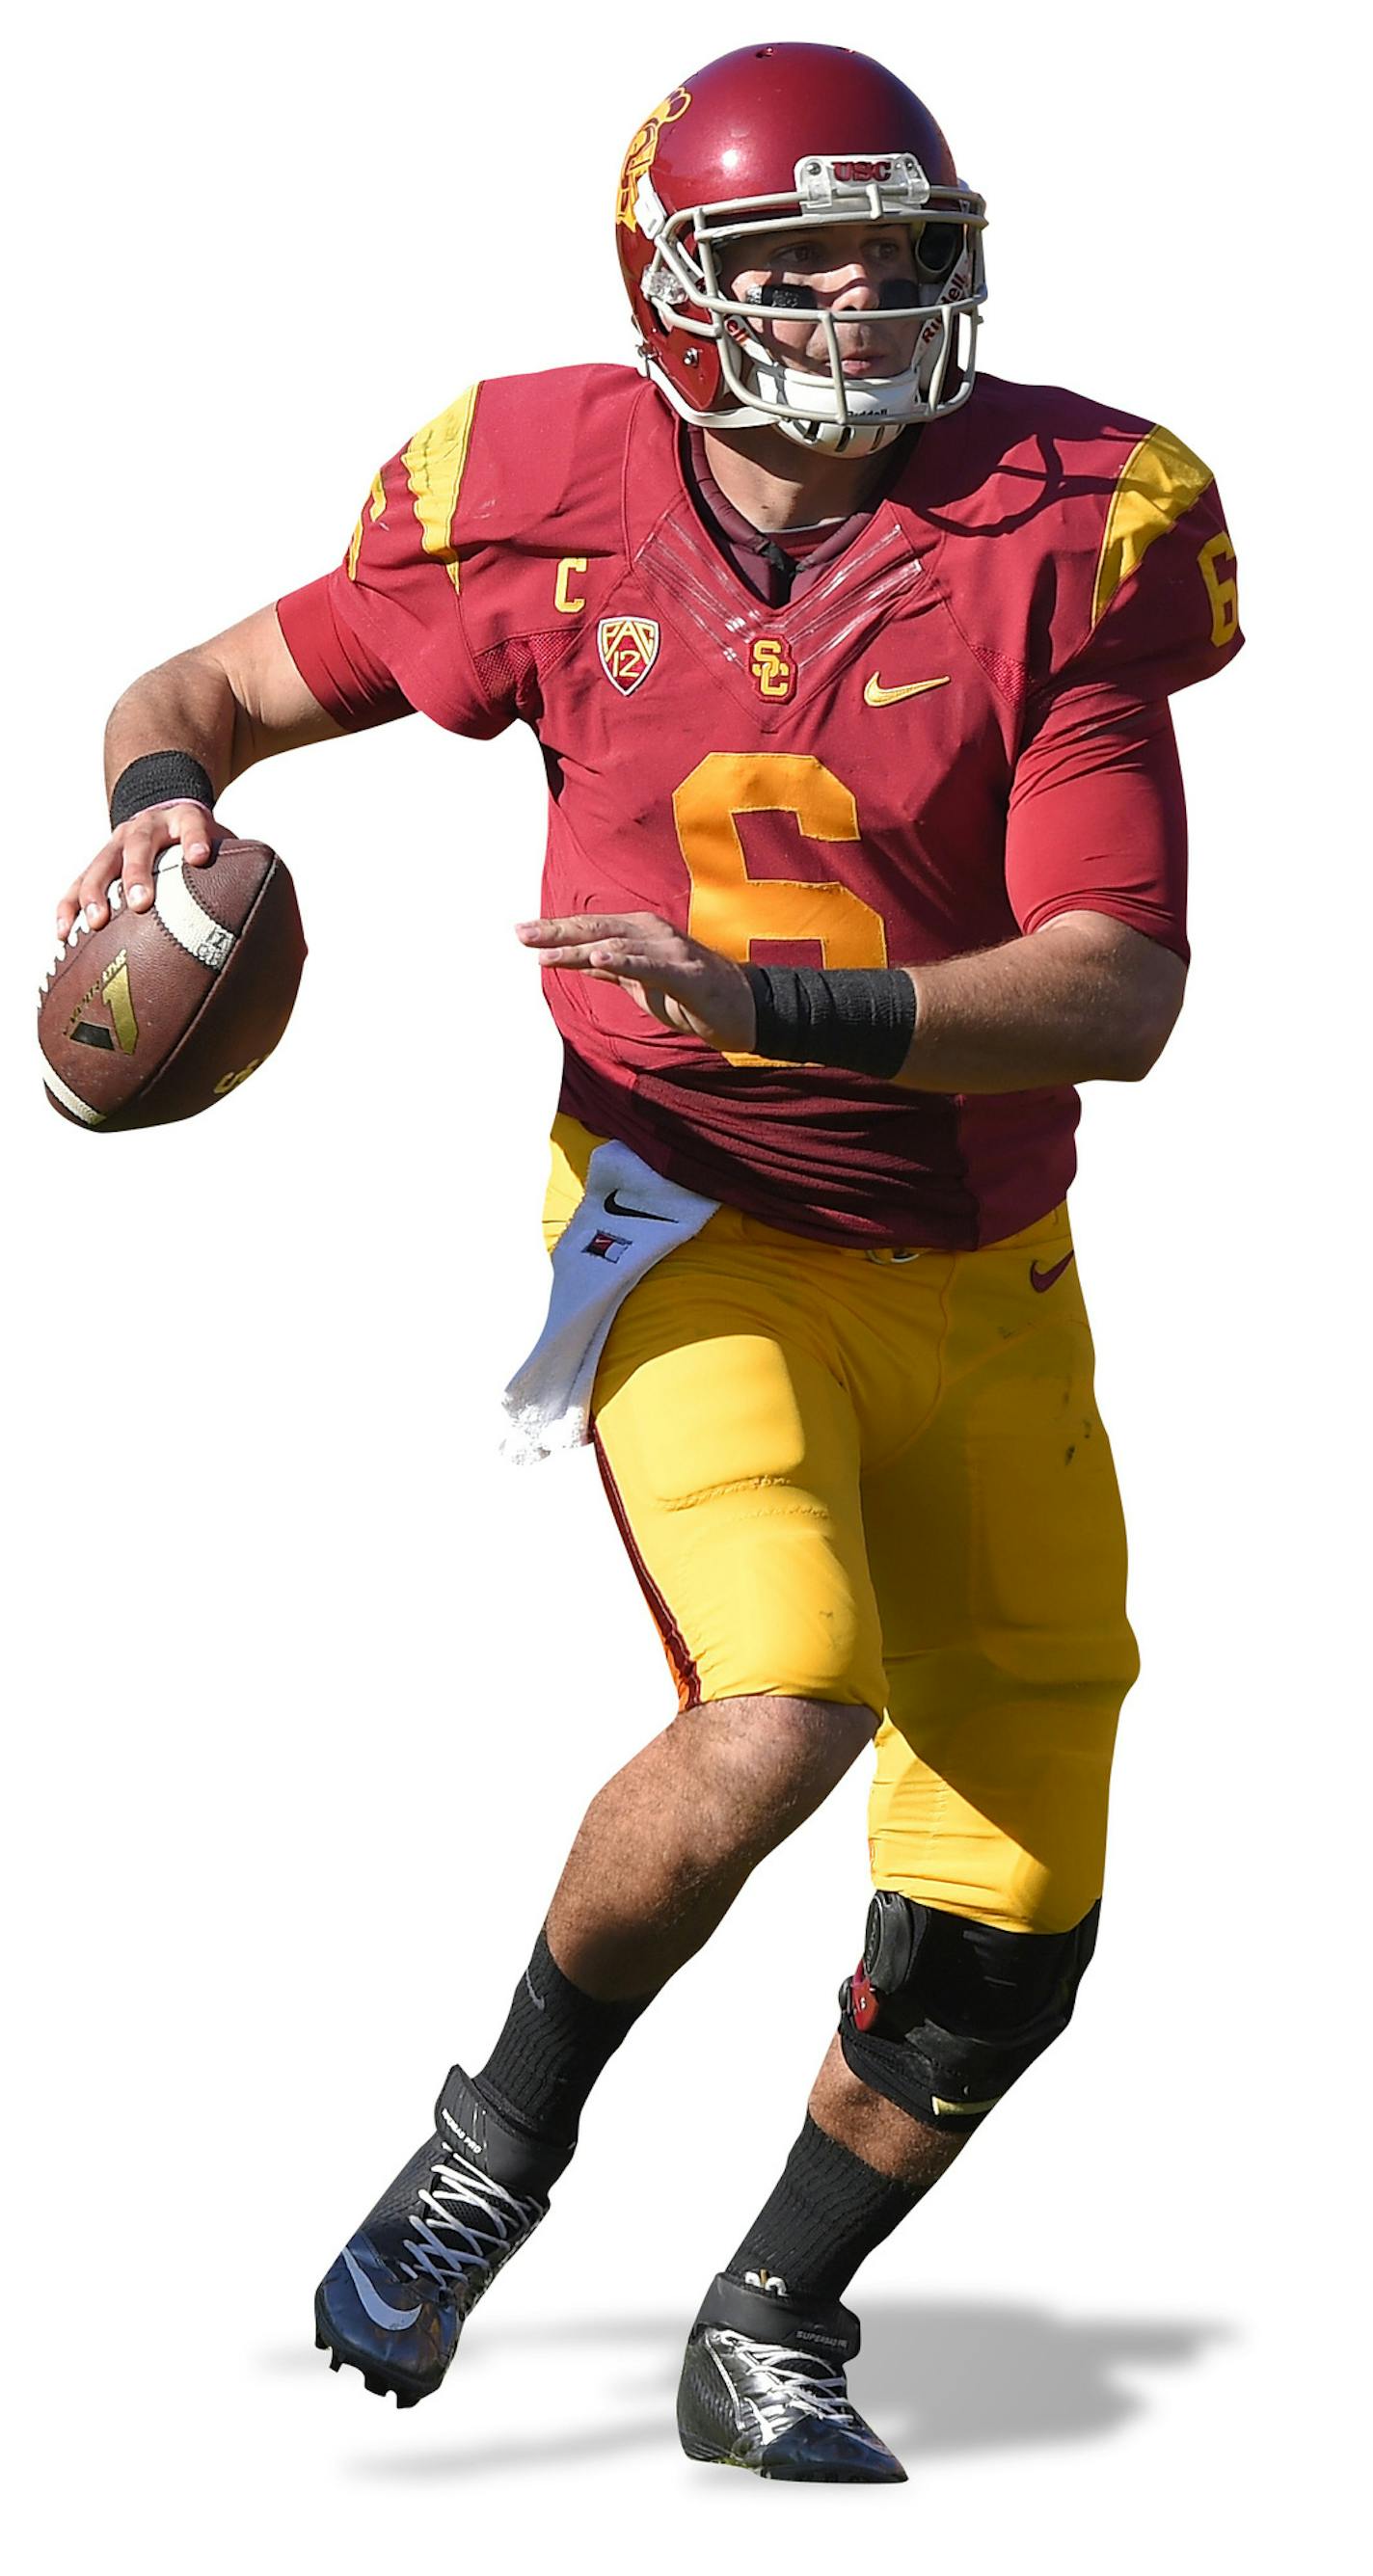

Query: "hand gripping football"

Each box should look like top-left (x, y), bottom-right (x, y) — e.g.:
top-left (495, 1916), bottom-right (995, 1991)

top-left (38, 841), bottom-right (307, 1130)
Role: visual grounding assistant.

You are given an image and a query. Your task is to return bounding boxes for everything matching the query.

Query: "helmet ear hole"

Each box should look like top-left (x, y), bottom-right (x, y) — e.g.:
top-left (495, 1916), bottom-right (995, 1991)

top-left (914, 221), bottom-right (962, 284)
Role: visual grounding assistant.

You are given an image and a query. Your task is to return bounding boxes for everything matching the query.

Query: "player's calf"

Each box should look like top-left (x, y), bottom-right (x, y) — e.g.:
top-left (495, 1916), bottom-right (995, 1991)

top-left (679, 1896), bottom-right (1102, 2477)
top-left (547, 1695), bottom-right (876, 1996)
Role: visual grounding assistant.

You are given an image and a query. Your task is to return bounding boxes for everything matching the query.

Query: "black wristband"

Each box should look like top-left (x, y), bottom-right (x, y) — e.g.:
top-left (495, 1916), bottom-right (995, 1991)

top-left (743, 964), bottom-right (917, 1080)
top-left (109, 751), bottom-right (215, 829)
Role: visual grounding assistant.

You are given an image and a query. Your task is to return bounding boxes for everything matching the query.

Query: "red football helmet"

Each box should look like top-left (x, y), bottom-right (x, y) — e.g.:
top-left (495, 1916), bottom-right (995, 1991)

top-left (616, 43), bottom-right (986, 456)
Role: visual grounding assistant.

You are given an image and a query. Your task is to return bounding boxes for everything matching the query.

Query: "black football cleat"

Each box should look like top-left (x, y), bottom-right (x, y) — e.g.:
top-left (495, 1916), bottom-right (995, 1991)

top-left (314, 2064), bottom-right (572, 2406)
top-left (677, 2272), bottom-right (906, 2482)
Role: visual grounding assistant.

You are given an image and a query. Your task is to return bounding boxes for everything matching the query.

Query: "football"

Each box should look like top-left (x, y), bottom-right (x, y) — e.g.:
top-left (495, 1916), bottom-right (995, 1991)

top-left (38, 840), bottom-right (308, 1131)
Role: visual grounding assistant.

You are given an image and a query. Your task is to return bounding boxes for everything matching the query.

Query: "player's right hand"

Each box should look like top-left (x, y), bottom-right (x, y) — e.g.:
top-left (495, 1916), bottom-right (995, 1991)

top-left (56, 801), bottom-right (224, 941)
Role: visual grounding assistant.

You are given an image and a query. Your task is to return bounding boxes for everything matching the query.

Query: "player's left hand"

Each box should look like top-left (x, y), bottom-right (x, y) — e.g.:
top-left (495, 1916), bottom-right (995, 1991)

top-left (516, 912), bottom-right (756, 1054)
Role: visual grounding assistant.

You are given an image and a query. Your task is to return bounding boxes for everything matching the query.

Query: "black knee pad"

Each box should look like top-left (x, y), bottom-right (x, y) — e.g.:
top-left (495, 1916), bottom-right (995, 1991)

top-left (838, 1893), bottom-right (1100, 2132)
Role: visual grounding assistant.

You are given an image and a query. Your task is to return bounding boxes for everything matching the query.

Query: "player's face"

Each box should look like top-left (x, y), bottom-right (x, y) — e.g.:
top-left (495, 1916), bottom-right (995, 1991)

top-left (720, 224), bottom-right (923, 380)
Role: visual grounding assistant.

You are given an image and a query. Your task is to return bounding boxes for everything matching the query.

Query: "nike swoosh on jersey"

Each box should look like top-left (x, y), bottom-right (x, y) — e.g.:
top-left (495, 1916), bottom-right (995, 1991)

top-left (342, 2244), bottom-right (423, 2331)
top-left (604, 1189), bottom-right (677, 1221)
top-left (863, 674), bottom-right (951, 706)
top-left (1029, 1252), bottom-right (1076, 1294)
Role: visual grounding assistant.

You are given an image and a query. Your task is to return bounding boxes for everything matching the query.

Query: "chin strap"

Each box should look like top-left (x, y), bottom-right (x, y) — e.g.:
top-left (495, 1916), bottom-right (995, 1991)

top-left (755, 534), bottom-right (798, 603)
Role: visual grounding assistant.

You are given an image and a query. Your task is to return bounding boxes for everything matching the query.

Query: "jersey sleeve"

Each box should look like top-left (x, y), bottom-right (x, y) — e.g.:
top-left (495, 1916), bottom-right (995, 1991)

top-left (1005, 692), bottom-right (1189, 959)
top-left (276, 389), bottom-right (517, 740)
top-left (1043, 422), bottom-right (1243, 708)
top-left (1004, 424), bottom-right (1242, 959)
top-left (275, 577), bottom-right (413, 731)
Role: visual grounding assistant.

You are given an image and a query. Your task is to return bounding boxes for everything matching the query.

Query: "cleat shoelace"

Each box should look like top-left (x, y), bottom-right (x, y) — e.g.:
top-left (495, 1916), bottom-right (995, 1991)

top-left (395, 2145), bottom-right (545, 2297)
top-left (713, 2328), bottom-right (864, 2441)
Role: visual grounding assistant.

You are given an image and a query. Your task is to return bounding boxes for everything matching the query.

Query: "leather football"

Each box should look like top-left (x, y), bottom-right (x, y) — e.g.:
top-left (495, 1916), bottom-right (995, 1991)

top-left (38, 840), bottom-right (307, 1130)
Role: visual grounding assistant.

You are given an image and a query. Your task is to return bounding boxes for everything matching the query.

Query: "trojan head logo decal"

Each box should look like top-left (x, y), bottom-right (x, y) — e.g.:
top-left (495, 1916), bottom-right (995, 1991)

top-left (616, 88), bottom-right (691, 230)
top-left (598, 615), bottom-right (660, 696)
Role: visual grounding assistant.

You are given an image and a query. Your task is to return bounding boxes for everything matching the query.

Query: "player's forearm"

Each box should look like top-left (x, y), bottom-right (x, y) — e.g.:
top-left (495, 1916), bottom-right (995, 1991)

top-left (896, 918), bottom-right (1184, 1092)
top-left (102, 652), bottom-right (241, 805)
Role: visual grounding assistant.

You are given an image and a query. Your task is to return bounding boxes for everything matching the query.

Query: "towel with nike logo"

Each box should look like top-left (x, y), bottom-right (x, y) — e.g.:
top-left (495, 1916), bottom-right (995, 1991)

top-left (501, 1140), bottom-right (718, 1462)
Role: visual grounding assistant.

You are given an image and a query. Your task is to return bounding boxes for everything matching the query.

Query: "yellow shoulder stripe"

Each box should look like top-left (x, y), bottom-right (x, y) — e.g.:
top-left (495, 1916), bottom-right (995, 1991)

top-left (346, 470), bottom-right (388, 582)
top-left (1091, 424), bottom-right (1214, 630)
top-left (402, 386), bottom-right (482, 597)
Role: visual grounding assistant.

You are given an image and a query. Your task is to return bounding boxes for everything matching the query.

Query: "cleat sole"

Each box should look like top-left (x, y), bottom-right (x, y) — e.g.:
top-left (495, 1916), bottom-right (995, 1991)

top-left (313, 2315), bottom-right (442, 2408)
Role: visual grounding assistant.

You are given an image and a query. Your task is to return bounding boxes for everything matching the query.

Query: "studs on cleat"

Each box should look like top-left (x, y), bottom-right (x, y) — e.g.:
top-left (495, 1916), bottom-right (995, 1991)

top-left (315, 2337), bottom-right (418, 2405)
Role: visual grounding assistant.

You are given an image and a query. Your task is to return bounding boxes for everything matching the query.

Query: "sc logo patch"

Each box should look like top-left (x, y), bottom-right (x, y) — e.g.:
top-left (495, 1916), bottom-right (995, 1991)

top-left (749, 636), bottom-right (794, 702)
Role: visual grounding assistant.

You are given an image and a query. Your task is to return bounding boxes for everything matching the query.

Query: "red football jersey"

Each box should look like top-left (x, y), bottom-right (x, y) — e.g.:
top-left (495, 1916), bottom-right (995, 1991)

top-left (279, 365), bottom-right (1241, 1248)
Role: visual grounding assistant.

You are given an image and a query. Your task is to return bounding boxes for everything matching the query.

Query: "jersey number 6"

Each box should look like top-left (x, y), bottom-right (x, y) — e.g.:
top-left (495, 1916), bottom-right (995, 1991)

top-left (1198, 531), bottom-right (1239, 650)
top-left (673, 753), bottom-right (888, 967)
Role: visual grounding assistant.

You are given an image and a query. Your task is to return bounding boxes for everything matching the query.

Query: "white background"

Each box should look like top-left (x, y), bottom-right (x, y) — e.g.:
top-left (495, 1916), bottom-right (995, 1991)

top-left (3, 2), bottom-right (1362, 2567)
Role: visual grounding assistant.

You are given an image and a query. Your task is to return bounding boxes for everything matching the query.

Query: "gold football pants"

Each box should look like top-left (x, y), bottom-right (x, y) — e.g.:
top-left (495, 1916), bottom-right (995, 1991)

top-left (545, 1117), bottom-right (1139, 1937)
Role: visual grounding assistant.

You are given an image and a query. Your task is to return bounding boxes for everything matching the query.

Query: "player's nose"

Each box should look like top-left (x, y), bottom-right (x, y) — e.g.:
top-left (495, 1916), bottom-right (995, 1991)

top-left (827, 263), bottom-right (883, 312)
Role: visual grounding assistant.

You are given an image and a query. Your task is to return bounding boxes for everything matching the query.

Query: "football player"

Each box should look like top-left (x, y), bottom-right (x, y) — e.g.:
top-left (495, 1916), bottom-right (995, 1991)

top-left (65, 44), bottom-right (1241, 2482)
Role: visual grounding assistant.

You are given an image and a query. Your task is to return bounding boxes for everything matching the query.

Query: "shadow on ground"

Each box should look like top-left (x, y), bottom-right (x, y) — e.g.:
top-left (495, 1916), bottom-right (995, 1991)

top-left (260, 2295), bottom-right (1233, 2479)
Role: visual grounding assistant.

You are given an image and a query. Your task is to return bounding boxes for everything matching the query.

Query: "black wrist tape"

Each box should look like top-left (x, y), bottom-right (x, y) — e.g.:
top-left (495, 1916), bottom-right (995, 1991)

top-left (743, 964), bottom-right (916, 1079)
top-left (110, 751), bottom-right (215, 829)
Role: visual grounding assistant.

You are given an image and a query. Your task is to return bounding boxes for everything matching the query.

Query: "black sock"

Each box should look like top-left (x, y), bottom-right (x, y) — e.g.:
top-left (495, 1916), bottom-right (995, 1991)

top-left (473, 1928), bottom-right (654, 2152)
top-left (728, 2115), bottom-right (921, 2304)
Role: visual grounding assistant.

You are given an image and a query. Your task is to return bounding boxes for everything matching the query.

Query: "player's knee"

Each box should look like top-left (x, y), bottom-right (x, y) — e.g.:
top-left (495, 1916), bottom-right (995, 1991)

top-left (673, 1690), bottom-right (876, 1868)
top-left (837, 1892), bottom-right (1100, 2133)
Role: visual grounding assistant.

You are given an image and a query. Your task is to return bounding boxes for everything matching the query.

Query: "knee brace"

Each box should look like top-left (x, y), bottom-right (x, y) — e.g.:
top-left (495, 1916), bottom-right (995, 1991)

top-left (838, 1892), bottom-right (1100, 2132)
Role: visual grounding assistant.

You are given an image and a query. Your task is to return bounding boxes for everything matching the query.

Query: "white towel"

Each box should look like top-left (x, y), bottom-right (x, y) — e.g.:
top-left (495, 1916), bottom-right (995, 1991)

top-left (501, 1140), bottom-right (719, 1463)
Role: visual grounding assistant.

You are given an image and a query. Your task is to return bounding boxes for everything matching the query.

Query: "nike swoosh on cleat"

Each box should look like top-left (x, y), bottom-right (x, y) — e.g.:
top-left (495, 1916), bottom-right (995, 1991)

top-left (341, 2245), bottom-right (423, 2331)
top-left (1029, 1252), bottom-right (1076, 1294)
top-left (604, 1189), bottom-right (676, 1221)
top-left (863, 674), bottom-right (951, 706)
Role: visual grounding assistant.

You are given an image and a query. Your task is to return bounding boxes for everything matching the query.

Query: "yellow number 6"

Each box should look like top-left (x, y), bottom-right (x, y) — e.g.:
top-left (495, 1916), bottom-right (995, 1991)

top-left (1198, 530), bottom-right (1239, 649)
top-left (673, 752), bottom-right (887, 965)
top-left (672, 751), bottom-right (888, 1064)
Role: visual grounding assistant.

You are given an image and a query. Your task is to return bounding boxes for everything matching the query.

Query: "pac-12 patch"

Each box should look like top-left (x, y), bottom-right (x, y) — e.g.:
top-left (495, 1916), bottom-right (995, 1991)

top-left (598, 616), bottom-right (660, 696)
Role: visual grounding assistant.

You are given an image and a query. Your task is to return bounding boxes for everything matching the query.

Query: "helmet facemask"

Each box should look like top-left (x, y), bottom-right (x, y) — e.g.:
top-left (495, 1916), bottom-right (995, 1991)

top-left (637, 153), bottom-right (986, 454)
